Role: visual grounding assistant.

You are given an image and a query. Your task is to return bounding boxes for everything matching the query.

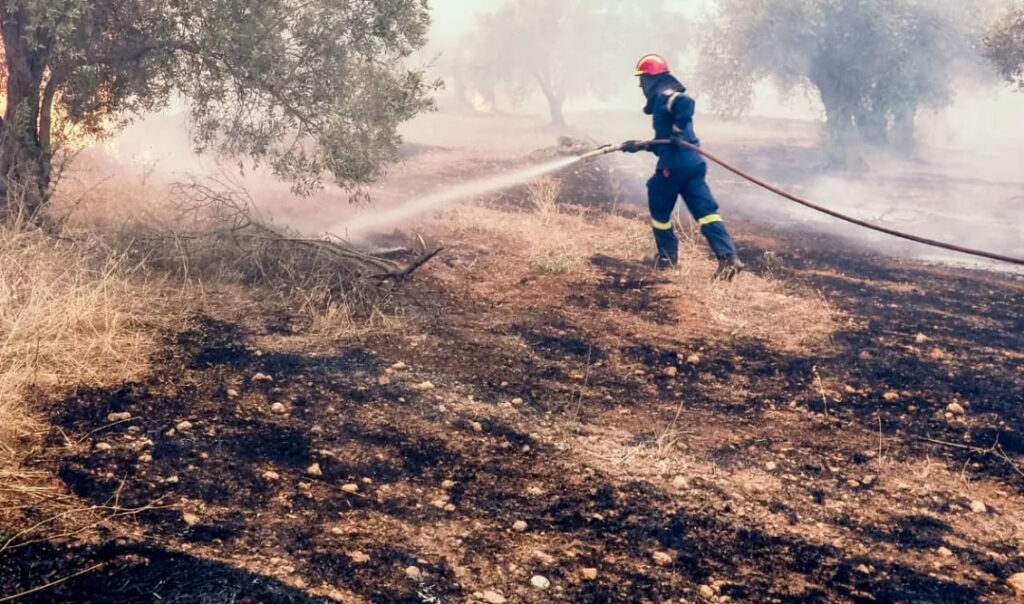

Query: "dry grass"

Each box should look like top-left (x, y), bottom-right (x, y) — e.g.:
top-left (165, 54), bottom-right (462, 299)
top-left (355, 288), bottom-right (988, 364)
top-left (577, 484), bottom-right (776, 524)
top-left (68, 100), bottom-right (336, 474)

top-left (433, 184), bottom-right (839, 351)
top-left (524, 176), bottom-right (562, 224)
top-left (0, 226), bottom-right (168, 469)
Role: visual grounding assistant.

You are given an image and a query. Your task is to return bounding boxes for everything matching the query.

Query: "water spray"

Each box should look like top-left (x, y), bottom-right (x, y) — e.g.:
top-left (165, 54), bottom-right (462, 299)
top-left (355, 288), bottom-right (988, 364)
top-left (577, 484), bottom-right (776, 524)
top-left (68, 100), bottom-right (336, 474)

top-left (332, 155), bottom-right (581, 239)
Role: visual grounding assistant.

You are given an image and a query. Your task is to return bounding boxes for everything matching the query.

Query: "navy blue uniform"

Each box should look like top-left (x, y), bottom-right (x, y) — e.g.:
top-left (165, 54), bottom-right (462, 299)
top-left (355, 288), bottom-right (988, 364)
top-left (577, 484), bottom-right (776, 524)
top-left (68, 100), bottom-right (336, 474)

top-left (641, 75), bottom-right (737, 264)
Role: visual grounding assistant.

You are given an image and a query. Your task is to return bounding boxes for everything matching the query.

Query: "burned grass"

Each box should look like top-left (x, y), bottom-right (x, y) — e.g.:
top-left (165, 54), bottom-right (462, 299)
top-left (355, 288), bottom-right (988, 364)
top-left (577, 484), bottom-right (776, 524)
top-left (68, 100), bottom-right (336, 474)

top-left (3, 172), bottom-right (1023, 601)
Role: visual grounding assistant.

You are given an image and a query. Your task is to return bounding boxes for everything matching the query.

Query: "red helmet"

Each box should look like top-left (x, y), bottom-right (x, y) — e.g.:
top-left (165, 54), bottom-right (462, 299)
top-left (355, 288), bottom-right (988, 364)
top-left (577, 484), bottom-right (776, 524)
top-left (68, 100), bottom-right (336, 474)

top-left (634, 54), bottom-right (670, 77)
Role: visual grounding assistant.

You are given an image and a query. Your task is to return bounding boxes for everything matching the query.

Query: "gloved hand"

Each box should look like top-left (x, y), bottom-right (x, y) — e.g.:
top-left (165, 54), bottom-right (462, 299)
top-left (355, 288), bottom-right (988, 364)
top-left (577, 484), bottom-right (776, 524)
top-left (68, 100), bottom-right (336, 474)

top-left (669, 134), bottom-right (688, 149)
top-left (621, 140), bottom-right (645, 153)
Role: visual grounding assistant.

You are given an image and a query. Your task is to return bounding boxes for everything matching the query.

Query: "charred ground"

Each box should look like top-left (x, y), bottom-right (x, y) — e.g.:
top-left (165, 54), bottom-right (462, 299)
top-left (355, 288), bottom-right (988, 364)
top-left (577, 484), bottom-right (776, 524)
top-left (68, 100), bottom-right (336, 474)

top-left (2, 179), bottom-right (1023, 603)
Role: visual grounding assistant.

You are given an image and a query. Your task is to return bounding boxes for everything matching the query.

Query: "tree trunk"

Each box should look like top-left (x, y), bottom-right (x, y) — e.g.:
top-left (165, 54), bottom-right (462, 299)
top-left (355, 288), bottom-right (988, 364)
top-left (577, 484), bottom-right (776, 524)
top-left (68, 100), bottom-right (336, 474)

top-left (0, 6), bottom-right (52, 221)
top-left (534, 72), bottom-right (566, 128)
top-left (890, 106), bottom-right (916, 157)
top-left (545, 92), bottom-right (566, 127)
top-left (811, 59), bottom-right (866, 170)
top-left (855, 107), bottom-right (889, 146)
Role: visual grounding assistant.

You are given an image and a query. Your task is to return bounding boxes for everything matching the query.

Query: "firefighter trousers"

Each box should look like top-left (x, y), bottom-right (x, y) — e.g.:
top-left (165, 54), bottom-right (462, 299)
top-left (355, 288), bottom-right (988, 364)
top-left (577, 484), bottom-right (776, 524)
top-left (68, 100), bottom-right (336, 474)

top-left (646, 163), bottom-right (738, 263)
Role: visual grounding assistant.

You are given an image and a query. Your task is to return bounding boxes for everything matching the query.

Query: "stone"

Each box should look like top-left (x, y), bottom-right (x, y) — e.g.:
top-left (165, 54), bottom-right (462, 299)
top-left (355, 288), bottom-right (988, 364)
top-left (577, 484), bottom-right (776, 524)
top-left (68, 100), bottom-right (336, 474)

top-left (226, 389), bottom-right (240, 398)
top-left (107, 412), bottom-right (132, 422)
top-left (306, 463), bottom-right (323, 477)
top-left (95, 442), bottom-right (113, 452)
top-left (856, 564), bottom-right (872, 574)
top-left (581, 568), bottom-right (598, 580)
top-left (530, 575), bottom-right (551, 590)
top-left (698, 585), bottom-right (716, 600)
top-left (411, 381), bottom-right (435, 391)
top-left (970, 500), bottom-right (987, 514)
top-left (138, 454), bottom-right (153, 463)
top-left (176, 420), bottom-right (193, 431)
top-left (441, 479), bottom-right (457, 490)
top-left (662, 366), bottom-right (679, 378)
top-left (765, 461), bottom-right (778, 471)
top-left (686, 354), bottom-right (701, 364)
top-left (482, 590), bottom-right (506, 603)
top-left (946, 402), bottom-right (966, 415)
top-left (165, 475), bottom-right (180, 485)
top-left (405, 566), bottom-right (422, 580)
top-left (652, 551), bottom-right (674, 566)
top-left (915, 333), bottom-right (929, 344)
top-left (532, 550), bottom-right (556, 565)
top-left (936, 546), bottom-right (954, 558)
top-left (883, 391), bottom-right (900, 402)
top-left (252, 372), bottom-right (273, 382)
top-left (342, 483), bottom-right (359, 493)
top-left (377, 376), bottom-right (391, 386)
top-left (1008, 573), bottom-right (1024, 597)
top-left (672, 476), bottom-right (688, 490)
top-left (512, 520), bottom-right (528, 532)
top-left (271, 402), bottom-right (287, 415)
top-left (347, 551), bottom-right (370, 564)
top-left (182, 512), bottom-right (201, 527)
top-left (392, 362), bottom-right (408, 371)
top-left (262, 470), bottom-right (281, 481)
top-left (443, 503), bottom-right (456, 512)
top-left (470, 421), bottom-right (484, 433)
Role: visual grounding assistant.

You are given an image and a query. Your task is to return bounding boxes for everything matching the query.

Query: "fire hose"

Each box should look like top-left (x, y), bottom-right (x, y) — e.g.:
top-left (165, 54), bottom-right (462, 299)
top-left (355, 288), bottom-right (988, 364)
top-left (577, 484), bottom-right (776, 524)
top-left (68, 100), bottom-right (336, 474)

top-left (580, 140), bottom-right (1024, 267)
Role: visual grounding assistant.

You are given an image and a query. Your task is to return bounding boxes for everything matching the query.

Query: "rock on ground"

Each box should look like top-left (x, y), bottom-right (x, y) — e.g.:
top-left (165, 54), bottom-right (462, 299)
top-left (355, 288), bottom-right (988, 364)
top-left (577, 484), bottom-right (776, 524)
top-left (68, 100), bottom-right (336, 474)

top-left (1008, 573), bottom-right (1024, 597)
top-left (481, 590), bottom-right (506, 603)
top-left (530, 575), bottom-right (551, 590)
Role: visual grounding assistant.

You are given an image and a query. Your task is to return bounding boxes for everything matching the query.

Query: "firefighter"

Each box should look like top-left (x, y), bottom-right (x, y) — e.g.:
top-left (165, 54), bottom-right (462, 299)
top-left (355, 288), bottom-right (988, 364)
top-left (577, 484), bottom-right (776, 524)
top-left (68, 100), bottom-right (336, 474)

top-left (624, 53), bottom-right (744, 280)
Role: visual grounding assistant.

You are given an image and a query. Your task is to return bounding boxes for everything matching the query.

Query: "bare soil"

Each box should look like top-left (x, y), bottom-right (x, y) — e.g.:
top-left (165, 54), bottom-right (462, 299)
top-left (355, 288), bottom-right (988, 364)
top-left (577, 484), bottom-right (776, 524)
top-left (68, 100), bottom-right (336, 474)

top-left (3, 154), bottom-right (1024, 603)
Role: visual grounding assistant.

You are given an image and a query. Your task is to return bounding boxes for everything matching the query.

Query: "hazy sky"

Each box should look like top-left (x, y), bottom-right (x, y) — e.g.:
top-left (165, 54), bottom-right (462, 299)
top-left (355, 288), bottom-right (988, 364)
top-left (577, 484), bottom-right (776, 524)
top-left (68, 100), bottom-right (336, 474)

top-left (428, 0), bottom-right (717, 38)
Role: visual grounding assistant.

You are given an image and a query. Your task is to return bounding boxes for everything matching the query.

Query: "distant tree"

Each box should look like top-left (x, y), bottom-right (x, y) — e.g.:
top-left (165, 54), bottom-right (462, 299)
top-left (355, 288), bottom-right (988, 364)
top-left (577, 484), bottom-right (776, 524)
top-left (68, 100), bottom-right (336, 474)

top-left (984, 4), bottom-right (1024, 89)
top-left (469, 0), bottom-right (688, 127)
top-left (0, 0), bottom-right (438, 219)
top-left (699, 0), bottom-right (980, 165)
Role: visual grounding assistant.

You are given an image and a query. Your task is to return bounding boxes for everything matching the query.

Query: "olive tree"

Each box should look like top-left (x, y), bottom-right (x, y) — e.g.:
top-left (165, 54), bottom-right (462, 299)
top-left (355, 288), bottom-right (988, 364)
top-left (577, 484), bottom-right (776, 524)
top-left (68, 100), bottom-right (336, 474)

top-left (984, 3), bottom-right (1024, 89)
top-left (468, 0), bottom-right (688, 127)
top-left (0, 0), bottom-right (438, 218)
top-left (699, 0), bottom-right (980, 165)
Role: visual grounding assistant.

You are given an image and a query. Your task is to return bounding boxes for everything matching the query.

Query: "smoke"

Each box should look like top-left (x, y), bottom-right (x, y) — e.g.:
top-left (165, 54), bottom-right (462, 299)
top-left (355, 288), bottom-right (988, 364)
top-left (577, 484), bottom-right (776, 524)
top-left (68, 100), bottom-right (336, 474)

top-left (67, 0), bottom-right (1022, 274)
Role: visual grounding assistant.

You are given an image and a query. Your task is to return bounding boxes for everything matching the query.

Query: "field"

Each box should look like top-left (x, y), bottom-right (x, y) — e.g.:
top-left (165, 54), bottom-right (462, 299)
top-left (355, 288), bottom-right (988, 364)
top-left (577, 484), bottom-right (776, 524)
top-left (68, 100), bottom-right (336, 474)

top-left (1, 111), bottom-right (1023, 603)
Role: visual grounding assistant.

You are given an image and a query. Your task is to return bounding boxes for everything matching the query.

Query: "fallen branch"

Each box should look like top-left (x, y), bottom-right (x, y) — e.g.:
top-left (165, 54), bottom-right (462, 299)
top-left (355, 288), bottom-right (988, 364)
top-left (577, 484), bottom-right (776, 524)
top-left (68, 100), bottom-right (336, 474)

top-left (0, 563), bottom-right (106, 602)
top-left (919, 436), bottom-right (1024, 480)
top-left (372, 247), bottom-right (444, 281)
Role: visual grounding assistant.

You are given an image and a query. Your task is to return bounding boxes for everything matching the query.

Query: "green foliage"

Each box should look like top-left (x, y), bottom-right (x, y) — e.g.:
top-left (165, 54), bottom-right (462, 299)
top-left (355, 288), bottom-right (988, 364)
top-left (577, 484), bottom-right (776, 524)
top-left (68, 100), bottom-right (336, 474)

top-left (985, 4), bottom-right (1024, 89)
top-left (699, 0), bottom-right (984, 155)
top-left (530, 245), bottom-right (577, 274)
top-left (0, 0), bottom-right (439, 201)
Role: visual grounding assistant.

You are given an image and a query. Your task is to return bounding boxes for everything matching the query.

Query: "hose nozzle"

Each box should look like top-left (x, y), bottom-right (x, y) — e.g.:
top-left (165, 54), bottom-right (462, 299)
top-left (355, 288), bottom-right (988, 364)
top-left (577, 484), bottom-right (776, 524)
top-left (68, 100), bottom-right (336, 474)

top-left (579, 143), bottom-right (624, 161)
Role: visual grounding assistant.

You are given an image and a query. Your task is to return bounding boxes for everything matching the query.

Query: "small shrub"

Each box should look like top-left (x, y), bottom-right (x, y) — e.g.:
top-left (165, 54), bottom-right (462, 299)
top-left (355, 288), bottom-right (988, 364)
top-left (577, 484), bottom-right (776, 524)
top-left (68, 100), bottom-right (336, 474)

top-left (531, 245), bottom-right (578, 274)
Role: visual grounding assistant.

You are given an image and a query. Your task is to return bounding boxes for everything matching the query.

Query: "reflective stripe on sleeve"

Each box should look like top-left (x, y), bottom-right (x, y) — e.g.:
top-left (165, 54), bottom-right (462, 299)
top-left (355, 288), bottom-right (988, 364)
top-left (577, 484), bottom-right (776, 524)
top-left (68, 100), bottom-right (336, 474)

top-left (666, 92), bottom-right (682, 112)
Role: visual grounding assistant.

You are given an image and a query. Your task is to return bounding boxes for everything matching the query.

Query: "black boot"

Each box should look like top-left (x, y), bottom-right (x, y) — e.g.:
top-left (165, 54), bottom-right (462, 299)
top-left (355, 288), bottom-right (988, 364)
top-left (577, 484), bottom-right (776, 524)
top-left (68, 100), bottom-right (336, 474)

top-left (713, 254), bottom-right (745, 281)
top-left (646, 254), bottom-right (678, 271)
